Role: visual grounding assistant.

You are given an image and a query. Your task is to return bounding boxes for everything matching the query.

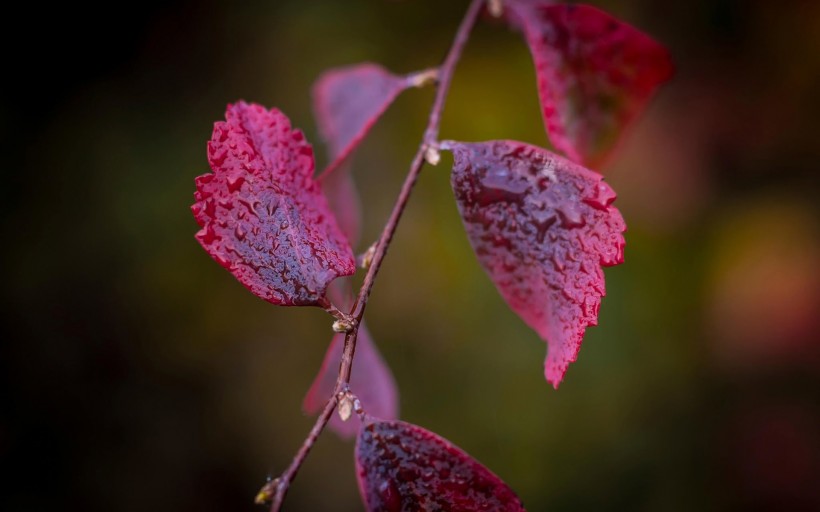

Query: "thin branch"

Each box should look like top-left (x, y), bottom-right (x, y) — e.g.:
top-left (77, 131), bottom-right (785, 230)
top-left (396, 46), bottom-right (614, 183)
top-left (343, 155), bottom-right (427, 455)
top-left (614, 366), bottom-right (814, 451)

top-left (355, 0), bottom-right (486, 322)
top-left (423, 0), bottom-right (484, 146)
top-left (266, 396), bottom-right (337, 510)
top-left (265, 1), bottom-right (485, 510)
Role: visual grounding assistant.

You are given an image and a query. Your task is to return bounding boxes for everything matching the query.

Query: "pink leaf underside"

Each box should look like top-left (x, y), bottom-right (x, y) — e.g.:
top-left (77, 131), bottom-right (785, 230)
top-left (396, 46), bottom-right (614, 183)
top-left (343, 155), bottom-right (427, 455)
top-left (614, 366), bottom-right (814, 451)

top-left (505, 1), bottom-right (673, 168)
top-left (447, 140), bottom-right (625, 388)
top-left (304, 321), bottom-right (399, 439)
top-left (322, 162), bottom-right (363, 248)
top-left (356, 419), bottom-right (526, 512)
top-left (192, 102), bottom-right (355, 306)
top-left (313, 63), bottom-right (412, 246)
top-left (313, 63), bottom-right (412, 172)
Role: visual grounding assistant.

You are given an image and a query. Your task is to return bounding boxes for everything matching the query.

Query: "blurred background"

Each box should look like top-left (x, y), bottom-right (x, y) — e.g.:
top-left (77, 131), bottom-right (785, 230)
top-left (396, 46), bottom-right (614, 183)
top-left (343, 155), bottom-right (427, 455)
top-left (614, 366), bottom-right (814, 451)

top-left (2, 0), bottom-right (819, 510)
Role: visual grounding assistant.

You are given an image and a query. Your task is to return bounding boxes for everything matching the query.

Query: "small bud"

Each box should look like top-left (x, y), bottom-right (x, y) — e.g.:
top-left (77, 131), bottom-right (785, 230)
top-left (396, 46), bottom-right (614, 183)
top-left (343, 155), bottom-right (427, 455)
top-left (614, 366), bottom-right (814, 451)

top-left (332, 318), bottom-right (355, 333)
top-left (424, 146), bottom-right (441, 166)
top-left (338, 395), bottom-right (353, 422)
top-left (255, 478), bottom-right (278, 505)
top-left (488, 0), bottom-right (503, 18)
top-left (358, 243), bottom-right (377, 269)
top-left (408, 68), bottom-right (439, 88)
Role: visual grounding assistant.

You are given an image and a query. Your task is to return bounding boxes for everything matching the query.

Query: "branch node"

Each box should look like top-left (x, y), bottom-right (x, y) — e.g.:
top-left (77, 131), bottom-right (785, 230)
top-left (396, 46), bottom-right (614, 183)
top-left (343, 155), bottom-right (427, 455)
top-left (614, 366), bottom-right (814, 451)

top-left (337, 396), bottom-right (353, 422)
top-left (358, 242), bottom-right (378, 269)
top-left (336, 389), bottom-right (363, 422)
top-left (424, 145), bottom-right (441, 166)
top-left (408, 67), bottom-right (440, 88)
top-left (254, 477), bottom-right (278, 505)
top-left (332, 316), bottom-right (356, 333)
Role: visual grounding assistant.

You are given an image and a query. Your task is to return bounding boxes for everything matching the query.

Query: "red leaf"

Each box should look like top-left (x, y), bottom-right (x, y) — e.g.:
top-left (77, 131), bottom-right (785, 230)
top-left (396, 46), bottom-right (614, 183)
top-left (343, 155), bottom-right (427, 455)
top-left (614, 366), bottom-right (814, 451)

top-left (446, 140), bottom-right (625, 387)
top-left (192, 102), bottom-right (355, 306)
top-left (304, 322), bottom-right (399, 439)
top-left (505, 2), bottom-right (673, 168)
top-left (356, 420), bottom-right (526, 511)
top-left (313, 63), bottom-right (413, 173)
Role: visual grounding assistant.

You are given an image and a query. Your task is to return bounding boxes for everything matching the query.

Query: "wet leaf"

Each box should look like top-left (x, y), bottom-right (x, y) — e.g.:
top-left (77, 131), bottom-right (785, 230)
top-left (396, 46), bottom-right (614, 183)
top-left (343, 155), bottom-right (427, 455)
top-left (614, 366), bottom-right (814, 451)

top-left (192, 102), bottom-right (355, 306)
top-left (506, 2), bottom-right (673, 168)
top-left (446, 139), bottom-right (625, 387)
top-left (356, 419), bottom-right (526, 511)
top-left (304, 322), bottom-right (399, 439)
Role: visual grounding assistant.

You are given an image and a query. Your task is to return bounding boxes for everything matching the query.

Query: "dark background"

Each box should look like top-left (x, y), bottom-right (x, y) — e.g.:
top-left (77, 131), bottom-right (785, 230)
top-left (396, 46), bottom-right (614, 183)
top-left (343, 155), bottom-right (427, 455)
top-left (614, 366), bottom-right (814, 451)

top-left (3, 1), bottom-right (819, 510)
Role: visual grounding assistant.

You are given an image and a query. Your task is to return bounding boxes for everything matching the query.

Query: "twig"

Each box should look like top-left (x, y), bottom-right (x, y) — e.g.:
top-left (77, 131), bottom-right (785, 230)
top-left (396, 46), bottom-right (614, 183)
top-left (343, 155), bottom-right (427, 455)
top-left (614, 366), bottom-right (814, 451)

top-left (266, 1), bottom-right (486, 509)
top-left (265, 397), bottom-right (337, 508)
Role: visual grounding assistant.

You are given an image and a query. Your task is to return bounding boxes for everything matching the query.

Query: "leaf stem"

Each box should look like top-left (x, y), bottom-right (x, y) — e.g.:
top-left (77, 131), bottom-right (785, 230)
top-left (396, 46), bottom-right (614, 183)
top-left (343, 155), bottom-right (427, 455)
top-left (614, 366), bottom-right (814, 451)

top-left (266, 1), bottom-right (485, 509)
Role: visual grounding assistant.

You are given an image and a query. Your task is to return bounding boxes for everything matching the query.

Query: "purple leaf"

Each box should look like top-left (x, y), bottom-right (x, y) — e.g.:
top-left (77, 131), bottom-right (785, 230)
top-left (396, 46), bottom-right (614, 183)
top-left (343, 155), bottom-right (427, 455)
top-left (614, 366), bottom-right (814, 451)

top-left (356, 419), bottom-right (526, 511)
top-left (192, 102), bottom-right (355, 306)
top-left (304, 322), bottom-right (399, 439)
top-left (313, 63), bottom-right (414, 174)
top-left (505, 2), bottom-right (673, 168)
top-left (446, 140), bottom-right (625, 387)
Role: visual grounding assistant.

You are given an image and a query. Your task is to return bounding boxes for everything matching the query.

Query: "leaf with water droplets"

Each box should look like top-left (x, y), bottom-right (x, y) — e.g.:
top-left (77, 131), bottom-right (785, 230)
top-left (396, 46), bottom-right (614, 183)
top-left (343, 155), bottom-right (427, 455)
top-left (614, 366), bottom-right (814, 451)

top-left (192, 102), bottom-right (355, 306)
top-left (314, 63), bottom-right (416, 175)
top-left (304, 322), bottom-right (399, 439)
top-left (356, 419), bottom-right (526, 511)
top-left (505, 2), bottom-right (673, 168)
top-left (446, 140), bottom-right (625, 387)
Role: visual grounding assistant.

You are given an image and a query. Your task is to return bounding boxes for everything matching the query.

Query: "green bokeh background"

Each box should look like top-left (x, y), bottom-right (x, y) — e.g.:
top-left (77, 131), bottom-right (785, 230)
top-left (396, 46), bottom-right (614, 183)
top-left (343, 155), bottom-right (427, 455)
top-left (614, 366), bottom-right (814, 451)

top-left (3, 1), bottom-right (820, 511)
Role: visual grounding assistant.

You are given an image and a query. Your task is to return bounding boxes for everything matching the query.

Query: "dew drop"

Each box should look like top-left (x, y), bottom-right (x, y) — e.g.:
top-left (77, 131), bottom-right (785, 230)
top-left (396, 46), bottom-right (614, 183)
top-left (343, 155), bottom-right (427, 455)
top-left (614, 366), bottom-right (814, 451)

top-left (378, 480), bottom-right (402, 512)
top-left (584, 181), bottom-right (616, 210)
top-left (551, 252), bottom-right (565, 272)
top-left (557, 202), bottom-right (585, 228)
top-left (209, 151), bottom-right (226, 167)
top-left (475, 165), bottom-right (529, 206)
top-left (227, 175), bottom-right (245, 193)
top-left (199, 226), bottom-right (217, 245)
top-left (204, 199), bottom-right (216, 218)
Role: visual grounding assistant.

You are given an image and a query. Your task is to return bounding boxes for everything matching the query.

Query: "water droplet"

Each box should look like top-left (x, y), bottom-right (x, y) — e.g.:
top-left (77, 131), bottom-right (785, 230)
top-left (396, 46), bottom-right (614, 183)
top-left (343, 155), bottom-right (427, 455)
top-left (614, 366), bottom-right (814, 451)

top-left (551, 253), bottom-right (565, 272)
top-left (204, 199), bottom-right (216, 218)
top-left (378, 480), bottom-right (402, 512)
top-left (481, 167), bottom-right (528, 193)
top-left (530, 203), bottom-right (554, 225)
top-left (474, 165), bottom-right (529, 206)
top-left (208, 149), bottom-right (226, 167)
top-left (198, 225), bottom-right (217, 245)
top-left (557, 202), bottom-right (585, 228)
top-left (227, 175), bottom-right (245, 193)
top-left (584, 181), bottom-right (616, 210)
top-left (541, 160), bottom-right (557, 182)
